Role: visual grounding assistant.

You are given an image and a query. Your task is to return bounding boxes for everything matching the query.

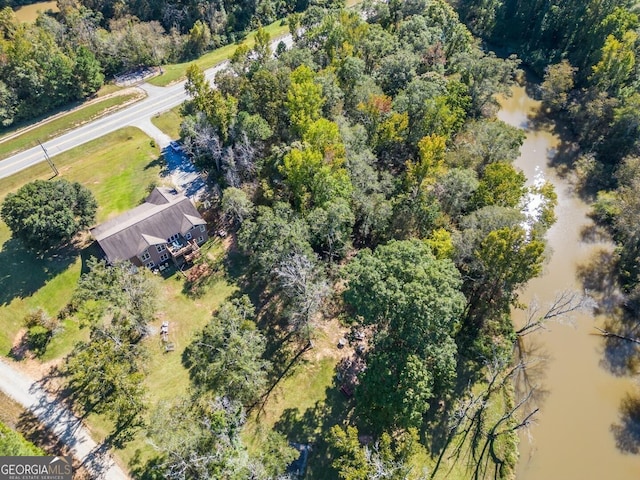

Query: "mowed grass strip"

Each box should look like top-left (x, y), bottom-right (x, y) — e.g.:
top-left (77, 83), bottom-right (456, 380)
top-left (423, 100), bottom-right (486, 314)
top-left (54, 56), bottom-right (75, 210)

top-left (0, 91), bottom-right (142, 161)
top-left (0, 127), bottom-right (163, 354)
top-left (151, 106), bottom-right (183, 139)
top-left (149, 19), bottom-right (290, 87)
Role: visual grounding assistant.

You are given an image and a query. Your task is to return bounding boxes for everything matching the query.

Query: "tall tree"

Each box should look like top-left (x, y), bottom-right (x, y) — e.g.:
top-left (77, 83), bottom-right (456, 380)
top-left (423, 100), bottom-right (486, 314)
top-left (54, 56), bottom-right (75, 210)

top-left (184, 296), bottom-right (270, 405)
top-left (590, 30), bottom-right (637, 95)
top-left (73, 258), bottom-right (157, 341)
top-left (1, 179), bottom-right (97, 251)
top-left (65, 327), bottom-right (147, 442)
top-left (280, 146), bottom-right (353, 210)
top-left (329, 425), bottom-right (420, 480)
top-left (308, 198), bottom-right (355, 260)
top-left (148, 395), bottom-right (297, 480)
top-left (148, 396), bottom-right (248, 480)
top-left (274, 251), bottom-right (329, 340)
top-left (344, 240), bottom-right (465, 430)
top-left (458, 226), bottom-right (546, 361)
top-left (185, 64), bottom-right (238, 143)
top-left (186, 19), bottom-right (212, 57)
top-left (449, 50), bottom-right (520, 116)
top-left (221, 187), bottom-right (254, 227)
top-left (540, 60), bottom-right (577, 113)
top-left (238, 202), bottom-right (314, 282)
top-left (449, 119), bottom-right (525, 169)
top-left (472, 162), bottom-right (526, 209)
top-left (285, 64), bottom-right (325, 136)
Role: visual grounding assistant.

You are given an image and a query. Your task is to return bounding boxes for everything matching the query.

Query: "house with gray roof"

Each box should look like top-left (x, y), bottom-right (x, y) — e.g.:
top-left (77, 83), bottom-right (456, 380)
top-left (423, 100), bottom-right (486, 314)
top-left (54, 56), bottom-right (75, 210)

top-left (90, 187), bottom-right (208, 268)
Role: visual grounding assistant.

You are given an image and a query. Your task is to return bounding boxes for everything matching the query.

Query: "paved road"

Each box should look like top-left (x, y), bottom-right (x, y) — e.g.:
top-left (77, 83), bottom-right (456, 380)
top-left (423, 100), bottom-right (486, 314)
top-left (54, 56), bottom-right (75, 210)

top-left (0, 35), bottom-right (294, 180)
top-left (0, 358), bottom-right (129, 479)
top-left (0, 63), bottom-right (226, 179)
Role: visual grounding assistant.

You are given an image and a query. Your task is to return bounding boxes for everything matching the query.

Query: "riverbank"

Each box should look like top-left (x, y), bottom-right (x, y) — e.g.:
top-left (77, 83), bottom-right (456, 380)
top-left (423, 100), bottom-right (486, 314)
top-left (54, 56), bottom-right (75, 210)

top-left (499, 84), bottom-right (640, 479)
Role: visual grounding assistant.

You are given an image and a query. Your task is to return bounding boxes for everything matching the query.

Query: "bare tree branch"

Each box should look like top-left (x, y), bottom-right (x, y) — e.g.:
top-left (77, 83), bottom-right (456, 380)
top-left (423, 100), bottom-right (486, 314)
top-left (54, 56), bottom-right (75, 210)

top-left (517, 289), bottom-right (592, 337)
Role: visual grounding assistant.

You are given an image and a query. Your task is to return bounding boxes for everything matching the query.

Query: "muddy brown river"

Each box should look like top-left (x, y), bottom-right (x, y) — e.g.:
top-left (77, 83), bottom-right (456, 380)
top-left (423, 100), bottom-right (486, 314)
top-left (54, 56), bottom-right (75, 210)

top-left (13, 1), bottom-right (58, 23)
top-left (498, 86), bottom-right (640, 479)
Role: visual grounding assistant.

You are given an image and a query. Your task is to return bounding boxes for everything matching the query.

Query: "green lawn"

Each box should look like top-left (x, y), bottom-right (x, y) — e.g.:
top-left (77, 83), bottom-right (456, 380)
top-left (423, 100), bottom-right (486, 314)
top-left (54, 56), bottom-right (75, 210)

top-left (80, 243), bottom-right (236, 471)
top-left (151, 106), bottom-right (183, 140)
top-left (0, 92), bottom-right (143, 161)
top-left (148, 19), bottom-right (290, 87)
top-left (241, 319), bottom-right (353, 480)
top-left (426, 381), bottom-right (519, 480)
top-left (0, 125), bottom-right (240, 475)
top-left (0, 127), bottom-right (163, 355)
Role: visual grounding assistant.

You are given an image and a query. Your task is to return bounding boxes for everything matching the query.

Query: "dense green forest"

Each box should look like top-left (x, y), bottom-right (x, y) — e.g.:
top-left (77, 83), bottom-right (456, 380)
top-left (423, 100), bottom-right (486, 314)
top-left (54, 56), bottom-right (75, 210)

top-left (161, 0), bottom-right (557, 477)
top-left (3, 0), bottom-right (555, 477)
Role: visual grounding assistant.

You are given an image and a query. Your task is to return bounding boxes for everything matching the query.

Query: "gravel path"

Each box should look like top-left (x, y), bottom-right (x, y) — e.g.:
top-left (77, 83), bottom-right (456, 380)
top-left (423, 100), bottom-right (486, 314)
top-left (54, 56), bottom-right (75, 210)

top-left (0, 358), bottom-right (130, 479)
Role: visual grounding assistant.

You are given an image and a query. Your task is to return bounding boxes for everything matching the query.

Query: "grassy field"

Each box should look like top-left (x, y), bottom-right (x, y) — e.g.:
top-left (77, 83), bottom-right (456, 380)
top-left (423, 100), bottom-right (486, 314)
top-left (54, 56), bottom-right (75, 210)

top-left (249, 357), bottom-right (345, 479)
top-left (240, 316), bottom-right (518, 480)
top-left (0, 391), bottom-right (25, 427)
top-left (151, 106), bottom-right (183, 139)
top-left (0, 91), bottom-right (142, 161)
top-left (240, 319), bottom-right (353, 479)
top-left (0, 127), bottom-right (236, 474)
top-left (0, 127), bottom-right (163, 355)
top-left (85, 255), bottom-right (236, 471)
top-left (148, 19), bottom-right (290, 87)
top-left (417, 375), bottom-right (520, 480)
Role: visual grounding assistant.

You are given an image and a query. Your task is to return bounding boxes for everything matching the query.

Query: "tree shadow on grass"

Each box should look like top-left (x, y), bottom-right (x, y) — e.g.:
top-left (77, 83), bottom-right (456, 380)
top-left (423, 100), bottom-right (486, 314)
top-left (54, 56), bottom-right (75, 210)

top-left (80, 242), bottom-right (104, 275)
top-left (273, 381), bottom-right (353, 480)
top-left (224, 249), bottom-right (259, 300)
top-left (129, 452), bottom-right (165, 480)
top-left (0, 237), bottom-right (79, 307)
top-left (223, 247), bottom-right (309, 389)
top-left (145, 155), bottom-right (166, 175)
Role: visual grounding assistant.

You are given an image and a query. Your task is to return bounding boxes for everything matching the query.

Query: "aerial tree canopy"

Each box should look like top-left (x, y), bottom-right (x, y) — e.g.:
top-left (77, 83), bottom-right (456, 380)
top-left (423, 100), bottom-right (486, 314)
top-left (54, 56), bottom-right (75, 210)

top-left (344, 239), bottom-right (466, 429)
top-left (1, 179), bottom-right (97, 251)
top-left (183, 296), bottom-right (270, 405)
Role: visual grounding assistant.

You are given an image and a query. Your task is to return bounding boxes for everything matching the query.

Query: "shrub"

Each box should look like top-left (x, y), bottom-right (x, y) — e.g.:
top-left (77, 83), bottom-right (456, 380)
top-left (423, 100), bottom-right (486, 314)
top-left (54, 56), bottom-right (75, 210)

top-left (23, 308), bottom-right (58, 356)
top-left (26, 325), bottom-right (51, 356)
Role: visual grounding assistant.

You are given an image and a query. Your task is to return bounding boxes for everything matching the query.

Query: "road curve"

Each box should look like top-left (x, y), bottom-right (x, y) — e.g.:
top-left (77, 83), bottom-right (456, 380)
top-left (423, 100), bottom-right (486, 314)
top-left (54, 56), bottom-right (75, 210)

top-left (0, 358), bottom-right (130, 479)
top-left (0, 34), bottom-right (294, 180)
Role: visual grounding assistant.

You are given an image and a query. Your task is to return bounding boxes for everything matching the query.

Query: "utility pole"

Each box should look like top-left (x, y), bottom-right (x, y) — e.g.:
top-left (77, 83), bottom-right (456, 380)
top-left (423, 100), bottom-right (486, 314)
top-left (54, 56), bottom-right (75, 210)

top-left (38, 140), bottom-right (58, 177)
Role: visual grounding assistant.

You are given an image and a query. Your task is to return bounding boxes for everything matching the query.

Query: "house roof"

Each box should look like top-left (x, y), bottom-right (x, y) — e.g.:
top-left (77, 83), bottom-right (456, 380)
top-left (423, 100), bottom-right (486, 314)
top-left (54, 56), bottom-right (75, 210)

top-left (91, 187), bottom-right (206, 262)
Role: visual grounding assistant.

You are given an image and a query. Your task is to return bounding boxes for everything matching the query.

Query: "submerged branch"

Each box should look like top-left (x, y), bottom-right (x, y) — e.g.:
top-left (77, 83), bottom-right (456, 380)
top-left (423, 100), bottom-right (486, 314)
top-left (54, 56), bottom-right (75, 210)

top-left (593, 326), bottom-right (640, 345)
top-left (517, 290), bottom-right (591, 337)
